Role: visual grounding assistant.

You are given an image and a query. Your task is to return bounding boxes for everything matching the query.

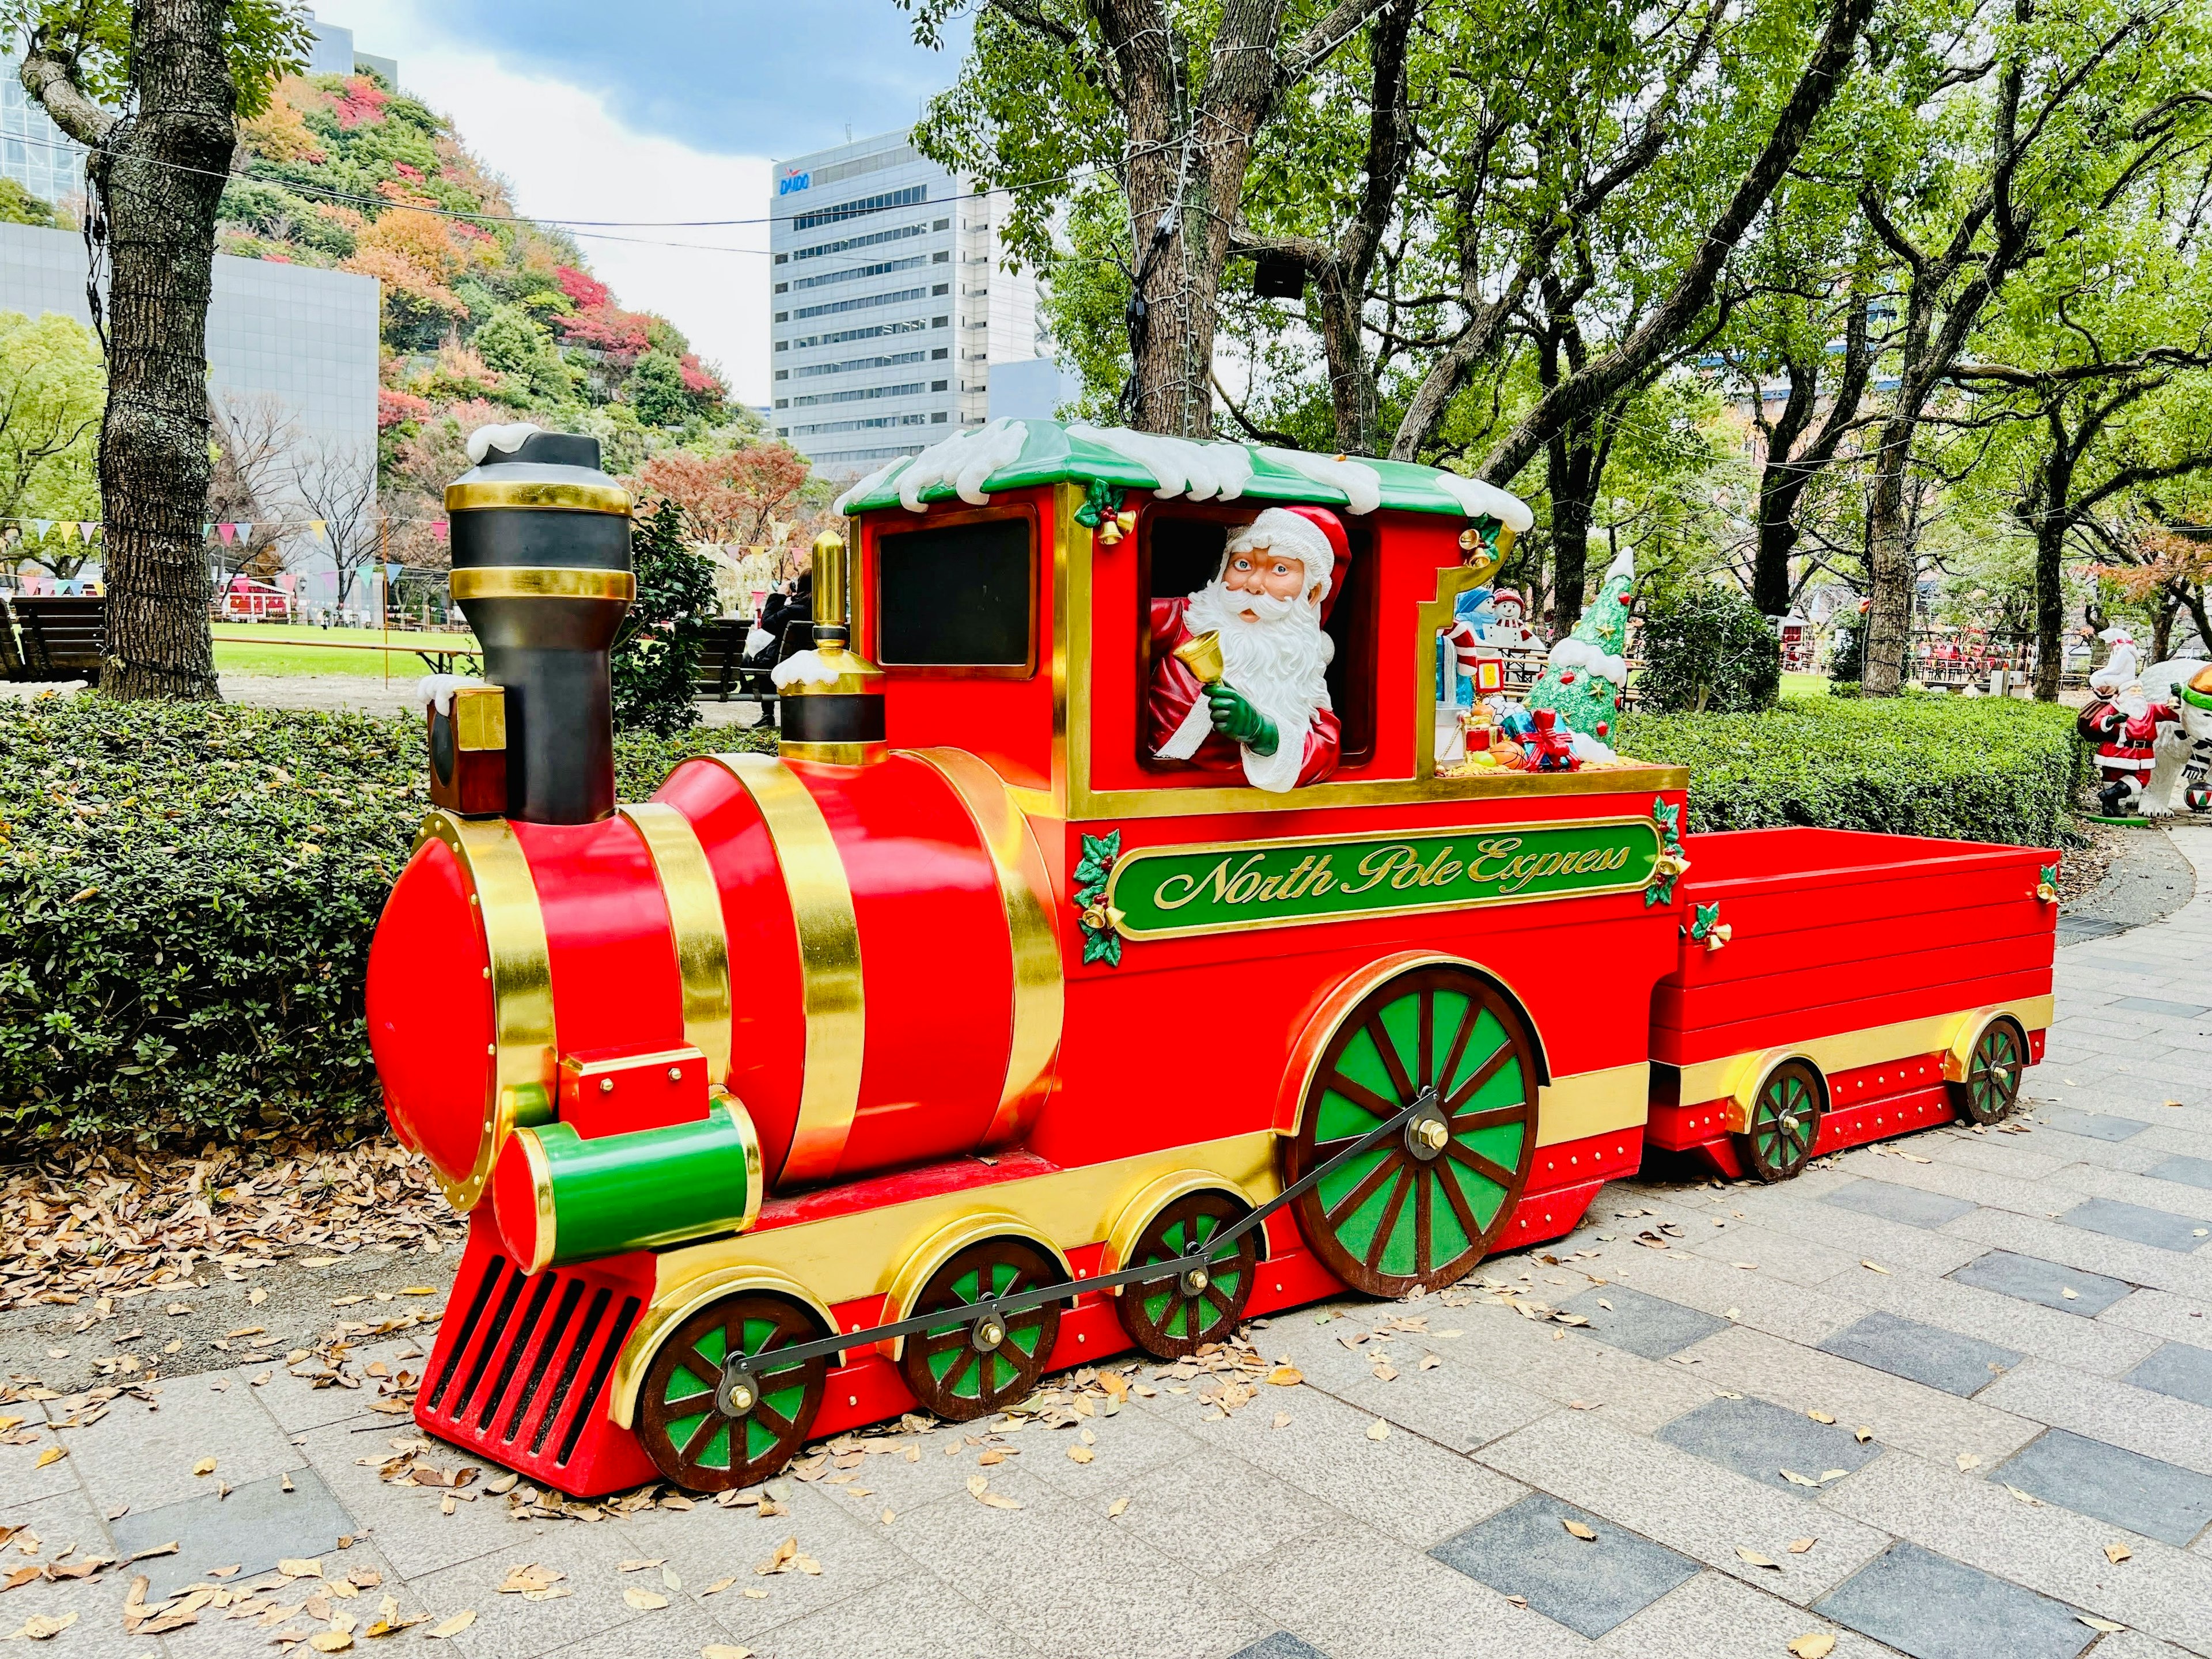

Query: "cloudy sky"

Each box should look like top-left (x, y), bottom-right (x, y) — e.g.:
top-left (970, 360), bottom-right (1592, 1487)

top-left (307, 1), bottom-right (975, 407)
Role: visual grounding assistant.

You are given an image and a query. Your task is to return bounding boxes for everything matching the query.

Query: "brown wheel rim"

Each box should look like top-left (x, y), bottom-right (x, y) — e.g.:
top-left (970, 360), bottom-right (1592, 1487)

top-left (1956, 1018), bottom-right (2025, 1124)
top-left (898, 1237), bottom-right (1065, 1421)
top-left (638, 1291), bottom-right (828, 1493)
top-left (1283, 966), bottom-right (1539, 1297)
top-left (1115, 1190), bottom-right (1258, 1359)
top-left (1737, 1060), bottom-right (1821, 1183)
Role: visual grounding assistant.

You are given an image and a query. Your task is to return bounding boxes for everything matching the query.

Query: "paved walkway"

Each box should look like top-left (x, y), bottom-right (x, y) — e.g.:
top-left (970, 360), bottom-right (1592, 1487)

top-left (6, 833), bottom-right (2211, 1659)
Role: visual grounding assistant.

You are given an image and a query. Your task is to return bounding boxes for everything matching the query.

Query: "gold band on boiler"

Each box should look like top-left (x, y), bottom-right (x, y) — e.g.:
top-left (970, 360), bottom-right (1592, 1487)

top-left (707, 753), bottom-right (865, 1185)
top-left (444, 479), bottom-right (632, 515)
top-left (617, 803), bottom-right (734, 1087)
top-left (415, 810), bottom-right (559, 1213)
top-left (448, 566), bottom-right (637, 603)
top-left (904, 748), bottom-right (1065, 1143)
top-left (711, 1088), bottom-right (766, 1234)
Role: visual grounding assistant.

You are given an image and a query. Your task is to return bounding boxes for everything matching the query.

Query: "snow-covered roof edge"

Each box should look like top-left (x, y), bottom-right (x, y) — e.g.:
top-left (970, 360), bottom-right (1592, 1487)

top-left (833, 418), bottom-right (1536, 531)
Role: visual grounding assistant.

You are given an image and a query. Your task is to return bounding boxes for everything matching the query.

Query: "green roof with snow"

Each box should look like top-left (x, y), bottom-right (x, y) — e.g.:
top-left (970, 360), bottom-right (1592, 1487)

top-left (831, 418), bottom-right (1535, 532)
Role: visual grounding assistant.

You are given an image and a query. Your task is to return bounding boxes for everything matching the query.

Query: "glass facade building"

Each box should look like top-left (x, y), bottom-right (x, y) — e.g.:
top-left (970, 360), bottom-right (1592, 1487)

top-left (768, 130), bottom-right (1040, 475)
top-left (0, 55), bottom-right (86, 208)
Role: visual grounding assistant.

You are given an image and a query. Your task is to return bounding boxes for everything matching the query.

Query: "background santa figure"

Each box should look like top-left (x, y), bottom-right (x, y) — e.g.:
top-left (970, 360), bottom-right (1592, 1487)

top-left (1147, 505), bottom-right (1346, 792)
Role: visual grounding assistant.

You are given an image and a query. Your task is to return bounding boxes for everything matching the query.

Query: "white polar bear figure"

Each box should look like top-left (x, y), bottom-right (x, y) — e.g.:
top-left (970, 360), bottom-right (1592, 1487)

top-left (2139, 657), bottom-right (2211, 817)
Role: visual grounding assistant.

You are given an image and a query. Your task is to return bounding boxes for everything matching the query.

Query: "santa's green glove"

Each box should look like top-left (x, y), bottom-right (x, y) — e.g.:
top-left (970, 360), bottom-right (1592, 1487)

top-left (1206, 682), bottom-right (1279, 756)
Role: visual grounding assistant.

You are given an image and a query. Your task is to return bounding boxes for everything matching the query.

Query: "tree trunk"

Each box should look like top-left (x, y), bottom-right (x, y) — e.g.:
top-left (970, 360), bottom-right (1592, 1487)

top-left (24, 0), bottom-right (235, 700)
top-left (1546, 429), bottom-right (1598, 639)
top-left (1861, 410), bottom-right (1916, 696)
top-left (1752, 371), bottom-right (1818, 618)
top-left (2029, 408), bottom-right (2074, 702)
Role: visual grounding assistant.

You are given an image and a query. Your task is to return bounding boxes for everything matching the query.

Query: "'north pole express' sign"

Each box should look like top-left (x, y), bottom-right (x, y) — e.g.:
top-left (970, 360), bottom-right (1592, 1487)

top-left (1104, 818), bottom-right (1662, 941)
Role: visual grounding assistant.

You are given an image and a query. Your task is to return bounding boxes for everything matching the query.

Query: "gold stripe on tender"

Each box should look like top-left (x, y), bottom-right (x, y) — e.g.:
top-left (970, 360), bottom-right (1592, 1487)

top-left (904, 748), bottom-right (1065, 1142)
top-left (415, 810), bottom-right (558, 1213)
top-left (617, 803), bottom-right (734, 1088)
top-left (444, 479), bottom-right (632, 515)
top-left (1671, 994), bottom-right (2058, 1108)
top-left (449, 566), bottom-right (636, 603)
top-left (1534, 1062), bottom-right (1650, 1147)
top-left (707, 753), bottom-right (864, 1186)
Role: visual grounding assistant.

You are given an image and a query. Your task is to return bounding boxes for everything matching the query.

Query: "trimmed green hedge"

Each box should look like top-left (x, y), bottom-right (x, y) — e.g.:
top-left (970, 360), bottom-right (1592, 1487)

top-left (1, 699), bottom-right (770, 1147)
top-left (1617, 695), bottom-right (2082, 848)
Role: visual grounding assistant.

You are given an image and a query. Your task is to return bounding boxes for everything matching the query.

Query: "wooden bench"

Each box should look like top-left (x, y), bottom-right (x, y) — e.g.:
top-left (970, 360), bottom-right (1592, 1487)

top-left (694, 618), bottom-right (812, 727)
top-left (12, 596), bottom-right (103, 684)
top-left (694, 619), bottom-right (752, 704)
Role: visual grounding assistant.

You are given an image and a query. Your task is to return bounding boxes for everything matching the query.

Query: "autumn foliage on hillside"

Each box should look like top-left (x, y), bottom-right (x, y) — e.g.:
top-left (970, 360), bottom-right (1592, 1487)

top-left (219, 67), bottom-right (813, 578)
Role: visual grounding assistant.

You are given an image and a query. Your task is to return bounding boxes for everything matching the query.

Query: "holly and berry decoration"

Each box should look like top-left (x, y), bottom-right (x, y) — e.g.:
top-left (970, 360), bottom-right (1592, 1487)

top-left (1647, 797), bottom-right (1688, 908)
top-left (1073, 830), bottom-right (1126, 966)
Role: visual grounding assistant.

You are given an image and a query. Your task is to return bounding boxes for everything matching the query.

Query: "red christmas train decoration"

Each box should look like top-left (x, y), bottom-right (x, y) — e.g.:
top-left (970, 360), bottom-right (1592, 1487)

top-left (366, 422), bottom-right (2057, 1495)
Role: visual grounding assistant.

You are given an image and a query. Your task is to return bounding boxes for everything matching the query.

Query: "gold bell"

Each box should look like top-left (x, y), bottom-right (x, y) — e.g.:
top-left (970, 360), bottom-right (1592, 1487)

top-left (1097, 507), bottom-right (1137, 547)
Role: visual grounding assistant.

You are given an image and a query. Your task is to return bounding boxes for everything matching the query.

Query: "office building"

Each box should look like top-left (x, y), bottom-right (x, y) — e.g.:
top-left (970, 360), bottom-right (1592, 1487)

top-left (305, 10), bottom-right (400, 86)
top-left (0, 56), bottom-right (85, 207)
top-left (0, 221), bottom-right (379, 603)
top-left (767, 130), bottom-right (1041, 474)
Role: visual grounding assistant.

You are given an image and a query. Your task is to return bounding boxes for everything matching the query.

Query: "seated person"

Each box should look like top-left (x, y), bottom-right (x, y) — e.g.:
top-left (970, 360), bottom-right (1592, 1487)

top-left (743, 562), bottom-right (813, 666)
top-left (1146, 506), bottom-right (1346, 793)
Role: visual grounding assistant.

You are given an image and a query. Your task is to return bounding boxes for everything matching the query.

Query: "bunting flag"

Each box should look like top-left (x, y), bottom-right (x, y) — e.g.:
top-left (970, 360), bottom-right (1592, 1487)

top-left (217, 522), bottom-right (236, 546)
top-left (310, 520), bottom-right (327, 543)
top-left (56, 521), bottom-right (77, 540)
top-left (31, 519), bottom-right (51, 539)
top-left (432, 520), bottom-right (449, 541)
top-left (77, 521), bottom-right (95, 543)
top-left (203, 522), bottom-right (214, 539)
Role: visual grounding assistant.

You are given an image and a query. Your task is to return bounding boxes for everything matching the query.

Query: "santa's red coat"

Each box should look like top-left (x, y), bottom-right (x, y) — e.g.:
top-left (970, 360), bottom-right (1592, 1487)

top-left (1146, 597), bottom-right (1340, 787)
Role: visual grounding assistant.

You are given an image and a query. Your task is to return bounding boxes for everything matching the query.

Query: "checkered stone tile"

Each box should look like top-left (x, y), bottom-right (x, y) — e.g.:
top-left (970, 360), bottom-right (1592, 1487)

top-left (1821, 1179), bottom-right (1977, 1231)
top-left (109, 1465), bottom-right (354, 1598)
top-left (2111, 998), bottom-right (2211, 1017)
top-left (1652, 1395), bottom-right (1883, 1497)
top-left (2028, 1107), bottom-right (2149, 1142)
top-left (1813, 1541), bottom-right (2095, 1659)
top-left (1429, 1493), bottom-right (1699, 1639)
top-left (2123, 1340), bottom-right (2212, 1410)
top-left (2145, 1154), bottom-right (2212, 1192)
top-left (1230, 1636), bottom-right (1331, 1659)
top-left (1993, 1427), bottom-right (2212, 1547)
top-left (1946, 1250), bottom-right (2133, 1317)
top-left (1816, 1311), bottom-right (2026, 1397)
top-left (2060, 1197), bottom-right (2212, 1253)
top-left (1557, 1284), bottom-right (1731, 1361)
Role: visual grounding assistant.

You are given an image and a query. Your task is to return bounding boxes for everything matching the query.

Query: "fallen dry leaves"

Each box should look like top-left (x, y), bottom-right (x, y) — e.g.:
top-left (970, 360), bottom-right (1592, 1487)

top-left (1562, 1520), bottom-right (1597, 1541)
top-left (1787, 1634), bottom-right (1836, 1658)
top-left (2104, 1541), bottom-right (2133, 1565)
top-left (2, 1137), bottom-right (466, 1317)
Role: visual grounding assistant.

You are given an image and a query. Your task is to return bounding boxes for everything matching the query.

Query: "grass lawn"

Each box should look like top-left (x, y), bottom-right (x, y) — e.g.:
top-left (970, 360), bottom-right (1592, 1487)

top-left (211, 622), bottom-right (479, 679)
top-left (1782, 671), bottom-right (1829, 699)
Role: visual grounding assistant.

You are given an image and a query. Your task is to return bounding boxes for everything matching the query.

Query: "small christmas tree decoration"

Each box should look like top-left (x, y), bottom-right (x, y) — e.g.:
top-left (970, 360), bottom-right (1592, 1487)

top-left (1529, 547), bottom-right (1633, 744)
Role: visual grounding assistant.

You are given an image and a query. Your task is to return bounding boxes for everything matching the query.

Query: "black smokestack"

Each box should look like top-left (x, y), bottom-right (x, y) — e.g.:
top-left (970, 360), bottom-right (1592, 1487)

top-left (445, 429), bottom-right (634, 824)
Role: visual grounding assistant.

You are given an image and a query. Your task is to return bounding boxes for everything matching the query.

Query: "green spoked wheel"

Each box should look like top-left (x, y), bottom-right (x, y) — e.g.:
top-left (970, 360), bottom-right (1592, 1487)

top-left (638, 1291), bottom-right (829, 1492)
top-left (1737, 1059), bottom-right (1823, 1183)
top-left (1284, 967), bottom-right (1539, 1297)
top-left (898, 1238), bottom-right (1066, 1422)
top-left (1115, 1190), bottom-right (1259, 1359)
top-left (1952, 1017), bottom-right (2027, 1125)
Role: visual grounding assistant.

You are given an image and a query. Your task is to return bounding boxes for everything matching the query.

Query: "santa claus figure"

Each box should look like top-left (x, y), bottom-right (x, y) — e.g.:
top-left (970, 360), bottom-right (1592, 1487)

top-left (1147, 506), bottom-right (1346, 792)
top-left (2077, 632), bottom-right (2179, 815)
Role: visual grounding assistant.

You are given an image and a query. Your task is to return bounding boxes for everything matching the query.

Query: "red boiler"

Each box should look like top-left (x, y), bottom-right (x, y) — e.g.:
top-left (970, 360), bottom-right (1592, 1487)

top-left (366, 745), bottom-right (1061, 1221)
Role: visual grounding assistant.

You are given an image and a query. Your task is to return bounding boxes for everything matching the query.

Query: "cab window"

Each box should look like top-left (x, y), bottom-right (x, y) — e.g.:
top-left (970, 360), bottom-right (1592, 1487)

top-left (877, 517), bottom-right (1035, 671)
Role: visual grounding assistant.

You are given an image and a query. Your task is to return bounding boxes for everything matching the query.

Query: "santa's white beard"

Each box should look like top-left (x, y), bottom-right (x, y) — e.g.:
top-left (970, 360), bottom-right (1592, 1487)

top-left (1160, 579), bottom-right (1334, 791)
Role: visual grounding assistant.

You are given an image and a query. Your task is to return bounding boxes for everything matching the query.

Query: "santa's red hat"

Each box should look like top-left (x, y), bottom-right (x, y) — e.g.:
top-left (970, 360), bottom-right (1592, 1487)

top-left (1223, 505), bottom-right (1353, 614)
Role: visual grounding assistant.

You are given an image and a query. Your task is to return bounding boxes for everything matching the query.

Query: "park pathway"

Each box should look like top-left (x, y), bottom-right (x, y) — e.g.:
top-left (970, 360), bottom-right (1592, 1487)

top-left (4, 832), bottom-right (2210, 1658)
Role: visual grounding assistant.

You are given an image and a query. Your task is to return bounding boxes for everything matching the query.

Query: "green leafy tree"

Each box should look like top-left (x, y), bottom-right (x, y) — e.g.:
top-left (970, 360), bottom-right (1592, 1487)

top-left (0, 177), bottom-right (54, 225)
top-left (9, 0), bottom-right (313, 700)
top-left (627, 350), bottom-right (693, 428)
top-left (0, 309), bottom-right (103, 578)
top-left (612, 498), bottom-right (716, 736)
top-left (474, 303), bottom-right (578, 408)
top-left (1639, 584), bottom-right (1784, 713)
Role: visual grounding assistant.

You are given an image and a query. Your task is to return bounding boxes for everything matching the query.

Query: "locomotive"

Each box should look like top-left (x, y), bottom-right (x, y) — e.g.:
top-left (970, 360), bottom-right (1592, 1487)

top-left (366, 420), bottom-right (2058, 1496)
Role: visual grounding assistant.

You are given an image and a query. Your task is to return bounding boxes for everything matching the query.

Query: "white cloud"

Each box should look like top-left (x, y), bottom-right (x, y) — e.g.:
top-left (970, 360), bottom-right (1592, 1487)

top-left (306, 2), bottom-right (773, 404)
